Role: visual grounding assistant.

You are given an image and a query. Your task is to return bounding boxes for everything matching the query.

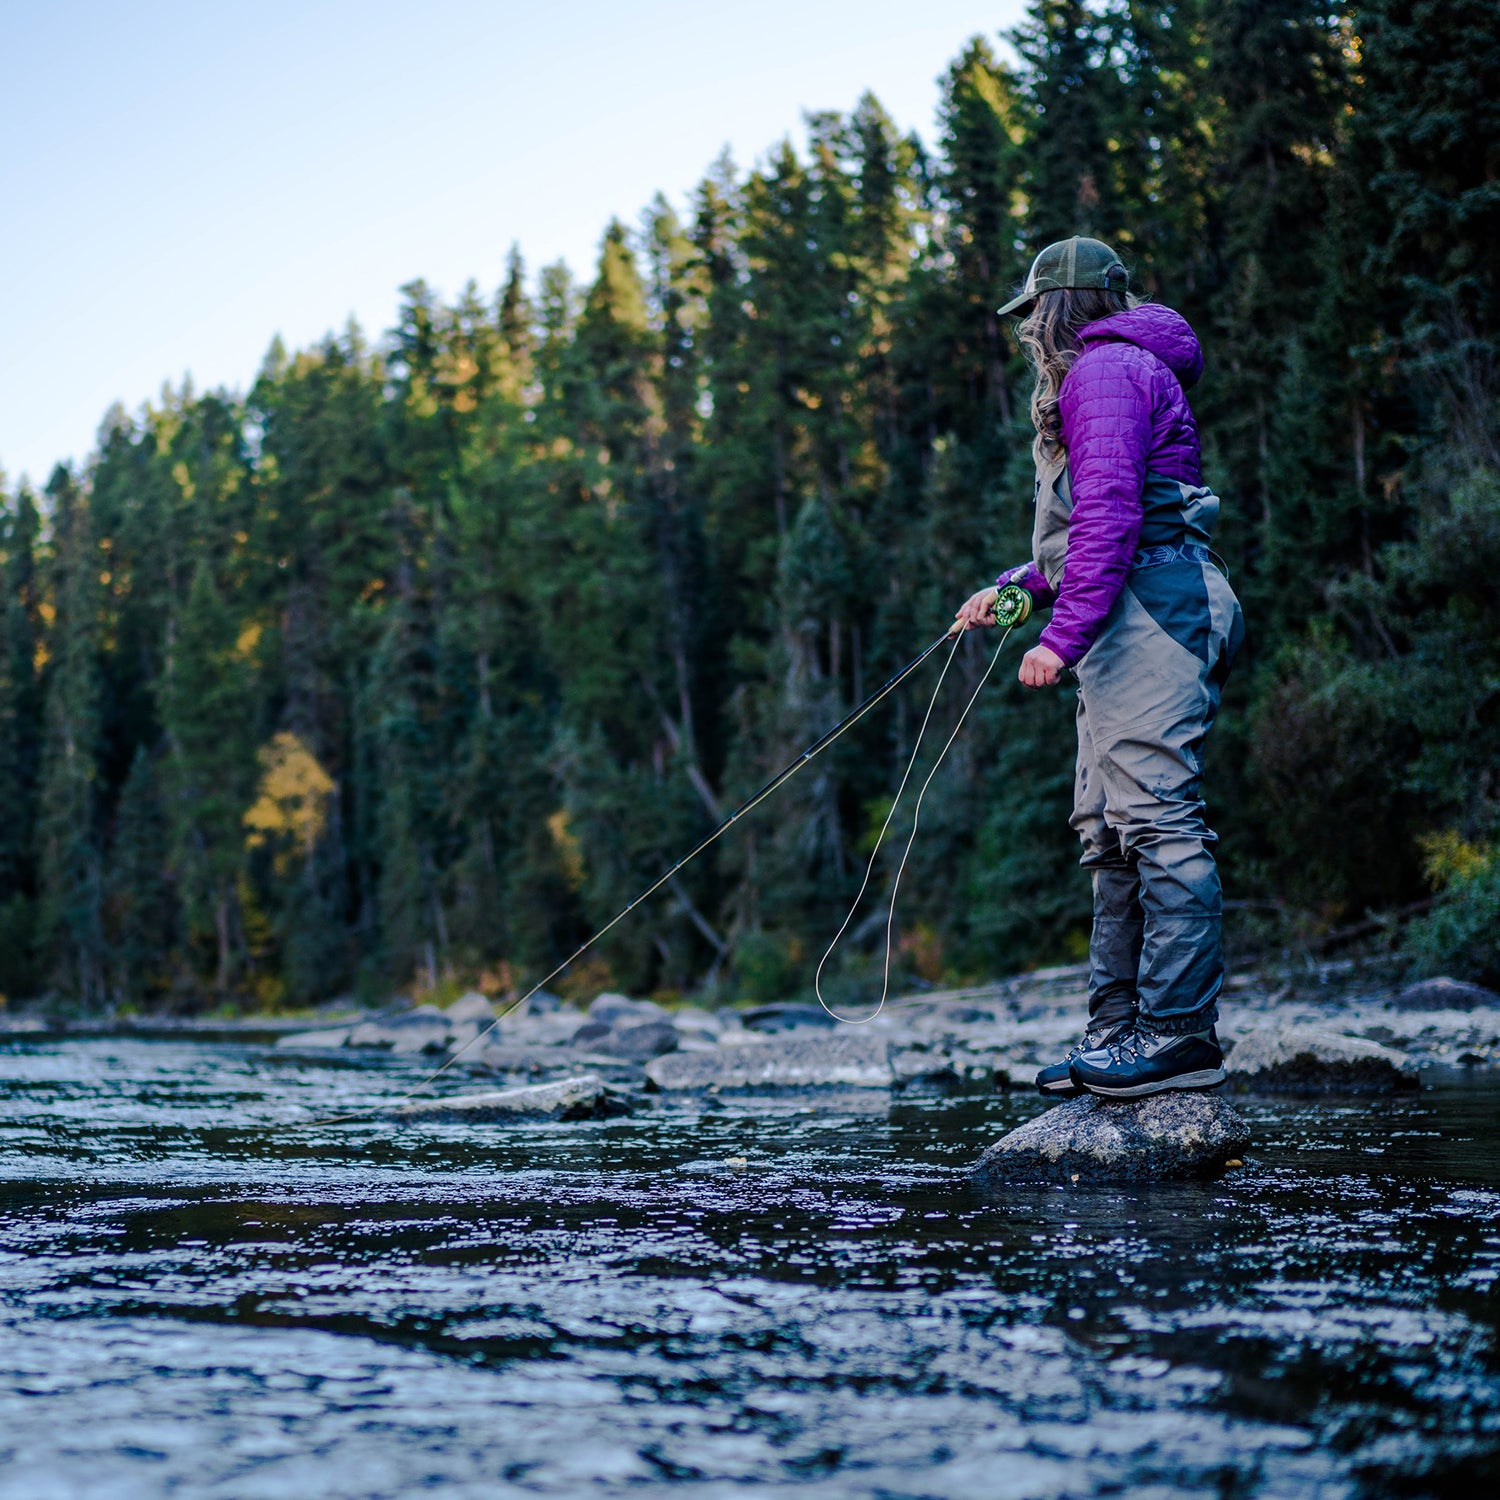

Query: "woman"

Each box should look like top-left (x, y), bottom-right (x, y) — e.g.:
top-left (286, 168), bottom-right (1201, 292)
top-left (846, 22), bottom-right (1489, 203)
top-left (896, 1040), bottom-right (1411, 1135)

top-left (955, 236), bottom-right (1243, 1099)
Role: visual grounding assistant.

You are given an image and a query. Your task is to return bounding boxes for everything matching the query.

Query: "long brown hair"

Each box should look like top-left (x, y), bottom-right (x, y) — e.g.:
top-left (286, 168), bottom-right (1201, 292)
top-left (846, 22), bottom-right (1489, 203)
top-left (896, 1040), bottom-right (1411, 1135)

top-left (1017, 287), bottom-right (1133, 464)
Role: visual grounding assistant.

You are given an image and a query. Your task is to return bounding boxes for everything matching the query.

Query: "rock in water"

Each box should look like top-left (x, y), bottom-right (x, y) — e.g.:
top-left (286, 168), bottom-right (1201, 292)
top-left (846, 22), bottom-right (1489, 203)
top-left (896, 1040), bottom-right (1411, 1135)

top-left (1229, 1024), bottom-right (1417, 1092)
top-left (740, 1002), bottom-right (838, 1032)
top-left (444, 991), bottom-right (496, 1023)
top-left (384, 1074), bottom-right (626, 1122)
top-left (1392, 976), bottom-right (1500, 1011)
top-left (971, 1093), bottom-right (1250, 1186)
top-left (588, 993), bottom-right (667, 1025)
top-left (570, 1018), bottom-right (680, 1060)
top-left (646, 1032), bottom-right (893, 1091)
top-left (274, 1025), bottom-right (353, 1050)
top-left (347, 1005), bottom-right (452, 1053)
top-left (603, 1021), bottom-right (680, 1061)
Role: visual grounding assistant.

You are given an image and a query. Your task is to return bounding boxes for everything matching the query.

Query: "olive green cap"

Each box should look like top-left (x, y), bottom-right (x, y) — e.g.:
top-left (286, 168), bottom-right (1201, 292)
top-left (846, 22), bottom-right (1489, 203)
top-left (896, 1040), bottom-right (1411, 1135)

top-left (997, 236), bottom-right (1129, 316)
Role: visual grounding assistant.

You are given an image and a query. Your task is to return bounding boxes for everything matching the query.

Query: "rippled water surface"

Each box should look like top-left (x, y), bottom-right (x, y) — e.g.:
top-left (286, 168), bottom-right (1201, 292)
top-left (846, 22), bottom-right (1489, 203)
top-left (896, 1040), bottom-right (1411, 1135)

top-left (2, 1036), bottom-right (1498, 1498)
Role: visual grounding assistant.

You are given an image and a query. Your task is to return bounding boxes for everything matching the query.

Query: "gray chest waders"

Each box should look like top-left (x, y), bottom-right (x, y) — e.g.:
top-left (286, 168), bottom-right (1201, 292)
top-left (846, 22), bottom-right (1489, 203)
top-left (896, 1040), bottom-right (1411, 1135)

top-left (1034, 458), bottom-right (1245, 1035)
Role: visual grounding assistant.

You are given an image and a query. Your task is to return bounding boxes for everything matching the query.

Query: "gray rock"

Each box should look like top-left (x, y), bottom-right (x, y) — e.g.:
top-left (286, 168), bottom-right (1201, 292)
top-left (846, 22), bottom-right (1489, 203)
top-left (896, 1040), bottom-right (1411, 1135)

top-left (570, 1021), bottom-right (614, 1048)
top-left (274, 1025), bottom-right (353, 1050)
top-left (1229, 1024), bottom-right (1418, 1093)
top-left (0, 1015), bottom-right (48, 1034)
top-left (445, 1018), bottom-right (492, 1052)
top-left (646, 1032), bottom-right (893, 1091)
top-left (991, 1055), bottom-right (1041, 1090)
top-left (445, 992), bottom-right (496, 1023)
top-left (972, 1092), bottom-right (1250, 1186)
top-left (741, 1002), bottom-right (838, 1032)
top-left (670, 1008), bottom-right (726, 1048)
top-left (588, 992), bottom-right (666, 1025)
top-left (385, 1074), bottom-right (627, 1122)
top-left (890, 1043), bottom-right (991, 1089)
top-left (483, 1008), bottom-right (581, 1047)
top-left (471, 1043), bottom-right (595, 1077)
top-left (1392, 977), bottom-right (1500, 1011)
top-left (672, 1006), bottom-right (724, 1031)
top-left (569, 1018), bottom-right (677, 1060)
top-left (348, 1004), bottom-right (451, 1054)
top-left (602, 1020), bottom-right (680, 1061)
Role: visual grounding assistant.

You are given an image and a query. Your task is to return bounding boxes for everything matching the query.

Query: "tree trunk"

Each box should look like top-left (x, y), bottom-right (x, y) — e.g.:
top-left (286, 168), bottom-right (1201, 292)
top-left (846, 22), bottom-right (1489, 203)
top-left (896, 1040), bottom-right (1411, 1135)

top-left (214, 891), bottom-right (232, 994)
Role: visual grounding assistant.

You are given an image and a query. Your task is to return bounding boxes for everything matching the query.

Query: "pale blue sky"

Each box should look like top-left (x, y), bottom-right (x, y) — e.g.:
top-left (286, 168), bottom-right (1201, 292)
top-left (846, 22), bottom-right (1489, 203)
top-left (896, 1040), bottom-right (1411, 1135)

top-left (0, 1), bottom-right (1026, 487)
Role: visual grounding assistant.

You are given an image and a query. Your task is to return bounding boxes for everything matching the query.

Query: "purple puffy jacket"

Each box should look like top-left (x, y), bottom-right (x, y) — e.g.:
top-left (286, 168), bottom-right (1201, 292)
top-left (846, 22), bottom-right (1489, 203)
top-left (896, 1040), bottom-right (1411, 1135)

top-left (1006, 304), bottom-right (1205, 666)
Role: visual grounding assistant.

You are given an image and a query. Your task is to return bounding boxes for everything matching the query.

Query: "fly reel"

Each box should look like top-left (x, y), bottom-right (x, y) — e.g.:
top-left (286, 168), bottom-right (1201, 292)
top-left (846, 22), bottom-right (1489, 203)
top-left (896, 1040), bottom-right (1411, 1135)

top-left (992, 582), bottom-right (1033, 628)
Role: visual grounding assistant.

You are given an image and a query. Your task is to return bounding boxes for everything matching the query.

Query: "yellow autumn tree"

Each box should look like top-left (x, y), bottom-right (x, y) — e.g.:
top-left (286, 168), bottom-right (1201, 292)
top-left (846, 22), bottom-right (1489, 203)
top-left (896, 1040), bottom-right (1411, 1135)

top-left (243, 733), bottom-right (336, 872)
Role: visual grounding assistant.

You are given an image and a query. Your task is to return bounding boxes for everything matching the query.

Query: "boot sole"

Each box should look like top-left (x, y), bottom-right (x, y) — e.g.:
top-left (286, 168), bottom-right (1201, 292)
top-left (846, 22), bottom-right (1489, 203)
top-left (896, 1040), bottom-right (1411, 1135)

top-left (1036, 1079), bottom-right (1083, 1099)
top-left (1074, 1067), bottom-right (1226, 1099)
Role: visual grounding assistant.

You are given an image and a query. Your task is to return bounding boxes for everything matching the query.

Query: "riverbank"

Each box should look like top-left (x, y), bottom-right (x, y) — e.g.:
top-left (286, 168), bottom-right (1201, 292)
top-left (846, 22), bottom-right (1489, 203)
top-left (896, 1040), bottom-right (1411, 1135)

top-left (10, 960), bottom-right (1495, 1099)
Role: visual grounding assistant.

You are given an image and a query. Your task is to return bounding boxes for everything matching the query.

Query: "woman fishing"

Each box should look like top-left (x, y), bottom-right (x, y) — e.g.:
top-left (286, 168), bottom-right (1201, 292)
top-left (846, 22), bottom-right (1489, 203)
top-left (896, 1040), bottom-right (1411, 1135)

top-left (954, 236), bottom-right (1243, 1099)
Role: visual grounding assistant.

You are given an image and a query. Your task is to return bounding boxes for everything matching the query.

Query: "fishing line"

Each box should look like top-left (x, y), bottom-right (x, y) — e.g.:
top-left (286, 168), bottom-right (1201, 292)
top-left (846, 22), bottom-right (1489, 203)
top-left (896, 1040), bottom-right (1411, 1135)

top-left (304, 624), bottom-right (962, 1124)
top-left (813, 624), bottom-right (1012, 1024)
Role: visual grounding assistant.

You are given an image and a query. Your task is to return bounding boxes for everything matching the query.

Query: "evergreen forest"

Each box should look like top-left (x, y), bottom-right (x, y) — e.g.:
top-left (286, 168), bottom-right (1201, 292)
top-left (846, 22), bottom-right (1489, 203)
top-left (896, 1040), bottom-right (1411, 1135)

top-left (2, 0), bottom-right (1498, 1013)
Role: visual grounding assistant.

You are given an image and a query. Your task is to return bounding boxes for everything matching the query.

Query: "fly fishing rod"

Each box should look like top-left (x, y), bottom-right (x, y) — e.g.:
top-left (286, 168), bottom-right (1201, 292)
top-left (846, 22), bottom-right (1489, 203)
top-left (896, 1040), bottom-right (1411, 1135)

top-left (309, 584), bottom-right (1033, 1121)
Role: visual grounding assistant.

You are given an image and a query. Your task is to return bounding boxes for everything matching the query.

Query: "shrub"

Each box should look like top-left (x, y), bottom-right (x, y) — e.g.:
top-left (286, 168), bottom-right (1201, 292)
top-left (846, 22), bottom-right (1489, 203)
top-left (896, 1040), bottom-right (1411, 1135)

top-left (1403, 856), bottom-right (1500, 987)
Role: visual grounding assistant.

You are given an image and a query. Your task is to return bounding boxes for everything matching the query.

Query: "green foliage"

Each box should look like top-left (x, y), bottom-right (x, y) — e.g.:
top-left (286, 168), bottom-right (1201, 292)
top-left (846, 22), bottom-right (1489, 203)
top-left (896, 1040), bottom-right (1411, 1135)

top-left (107, 746), bottom-right (171, 1002)
top-left (1404, 859), bottom-right (1500, 987)
top-left (3, 1), bottom-right (1497, 1005)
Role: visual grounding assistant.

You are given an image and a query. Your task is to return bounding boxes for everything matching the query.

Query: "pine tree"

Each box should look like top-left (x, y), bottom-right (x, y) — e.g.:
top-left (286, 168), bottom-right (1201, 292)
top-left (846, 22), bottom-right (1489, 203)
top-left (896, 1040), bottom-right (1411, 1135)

top-left (918, 38), bottom-right (1028, 443)
top-left (0, 480), bottom-right (43, 994)
top-left (1359, 0), bottom-right (1500, 463)
top-left (159, 562), bottom-right (259, 994)
top-left (1012, 0), bottom-right (1128, 247)
top-left (36, 467), bottom-right (107, 1003)
top-left (107, 745), bottom-right (171, 1001)
top-left (1198, 0), bottom-right (1349, 554)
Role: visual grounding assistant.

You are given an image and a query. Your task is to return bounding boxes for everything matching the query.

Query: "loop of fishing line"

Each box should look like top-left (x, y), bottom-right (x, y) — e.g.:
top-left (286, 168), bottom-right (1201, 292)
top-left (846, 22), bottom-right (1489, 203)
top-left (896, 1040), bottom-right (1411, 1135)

top-left (814, 624), bottom-right (1012, 1025)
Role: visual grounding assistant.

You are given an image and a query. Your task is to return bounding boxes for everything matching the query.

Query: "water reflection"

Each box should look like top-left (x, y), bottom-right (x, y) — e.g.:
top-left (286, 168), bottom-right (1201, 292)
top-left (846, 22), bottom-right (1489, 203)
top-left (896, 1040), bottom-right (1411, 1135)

top-left (1, 1038), bottom-right (1497, 1496)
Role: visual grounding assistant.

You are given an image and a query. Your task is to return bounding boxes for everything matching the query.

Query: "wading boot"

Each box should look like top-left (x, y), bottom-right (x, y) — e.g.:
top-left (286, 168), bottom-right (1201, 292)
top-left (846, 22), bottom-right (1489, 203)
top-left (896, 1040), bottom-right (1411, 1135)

top-left (1069, 1022), bottom-right (1225, 1098)
top-left (1035, 1018), bottom-right (1135, 1100)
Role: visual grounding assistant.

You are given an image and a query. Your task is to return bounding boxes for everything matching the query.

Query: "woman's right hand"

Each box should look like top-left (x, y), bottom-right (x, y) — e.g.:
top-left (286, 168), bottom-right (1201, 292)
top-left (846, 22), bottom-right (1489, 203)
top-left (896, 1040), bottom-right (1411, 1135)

top-left (953, 586), bottom-right (1000, 632)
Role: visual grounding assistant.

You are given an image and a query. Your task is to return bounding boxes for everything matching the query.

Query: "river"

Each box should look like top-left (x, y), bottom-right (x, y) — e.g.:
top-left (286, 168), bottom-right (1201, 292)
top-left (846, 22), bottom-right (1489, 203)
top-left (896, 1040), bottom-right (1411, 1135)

top-left (2, 1034), bottom-right (1497, 1497)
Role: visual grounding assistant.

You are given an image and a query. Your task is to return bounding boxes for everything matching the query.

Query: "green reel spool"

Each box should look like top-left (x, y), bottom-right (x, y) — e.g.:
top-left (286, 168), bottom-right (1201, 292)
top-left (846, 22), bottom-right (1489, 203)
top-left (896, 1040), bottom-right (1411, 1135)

top-left (992, 582), bottom-right (1033, 628)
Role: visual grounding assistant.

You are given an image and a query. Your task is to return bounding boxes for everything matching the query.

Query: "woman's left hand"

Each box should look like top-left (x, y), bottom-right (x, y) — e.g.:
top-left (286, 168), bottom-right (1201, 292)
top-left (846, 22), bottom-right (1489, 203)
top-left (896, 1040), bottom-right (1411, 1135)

top-left (1019, 644), bottom-right (1066, 689)
top-left (953, 586), bottom-right (1000, 632)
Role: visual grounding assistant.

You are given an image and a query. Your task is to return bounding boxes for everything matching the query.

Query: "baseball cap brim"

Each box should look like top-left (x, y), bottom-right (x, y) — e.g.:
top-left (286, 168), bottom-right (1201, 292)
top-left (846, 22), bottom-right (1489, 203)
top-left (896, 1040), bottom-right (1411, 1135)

top-left (996, 288), bottom-right (1039, 317)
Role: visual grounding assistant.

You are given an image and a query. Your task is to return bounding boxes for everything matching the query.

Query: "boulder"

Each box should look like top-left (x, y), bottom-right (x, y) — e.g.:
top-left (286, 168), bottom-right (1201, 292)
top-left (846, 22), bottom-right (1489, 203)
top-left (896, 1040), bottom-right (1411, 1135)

top-left (890, 1043), bottom-right (991, 1089)
top-left (384, 1074), bottom-right (627, 1122)
top-left (740, 1002), bottom-right (838, 1032)
top-left (603, 1020), bottom-right (680, 1062)
top-left (471, 1043), bottom-right (594, 1077)
top-left (1229, 1024), bottom-right (1418, 1092)
top-left (991, 1055), bottom-right (1042, 1090)
top-left (570, 1020), bottom-right (614, 1048)
top-left (1391, 977), bottom-right (1500, 1011)
top-left (445, 992), bottom-right (496, 1023)
top-left (570, 1018), bottom-right (679, 1060)
top-left (588, 992), bottom-right (667, 1025)
top-left (347, 1004), bottom-right (452, 1054)
top-left (0, 1015), bottom-right (48, 1035)
top-left (274, 1025), bottom-right (354, 1050)
top-left (971, 1092), bottom-right (1250, 1186)
top-left (669, 1007), bottom-right (727, 1049)
top-left (646, 1031), bottom-right (892, 1091)
top-left (446, 1018), bottom-right (493, 1052)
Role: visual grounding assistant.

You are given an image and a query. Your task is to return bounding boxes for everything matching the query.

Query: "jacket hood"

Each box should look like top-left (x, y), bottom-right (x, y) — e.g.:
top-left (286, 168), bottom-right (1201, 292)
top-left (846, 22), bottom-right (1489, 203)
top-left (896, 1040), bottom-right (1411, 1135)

top-left (1078, 304), bottom-right (1203, 389)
